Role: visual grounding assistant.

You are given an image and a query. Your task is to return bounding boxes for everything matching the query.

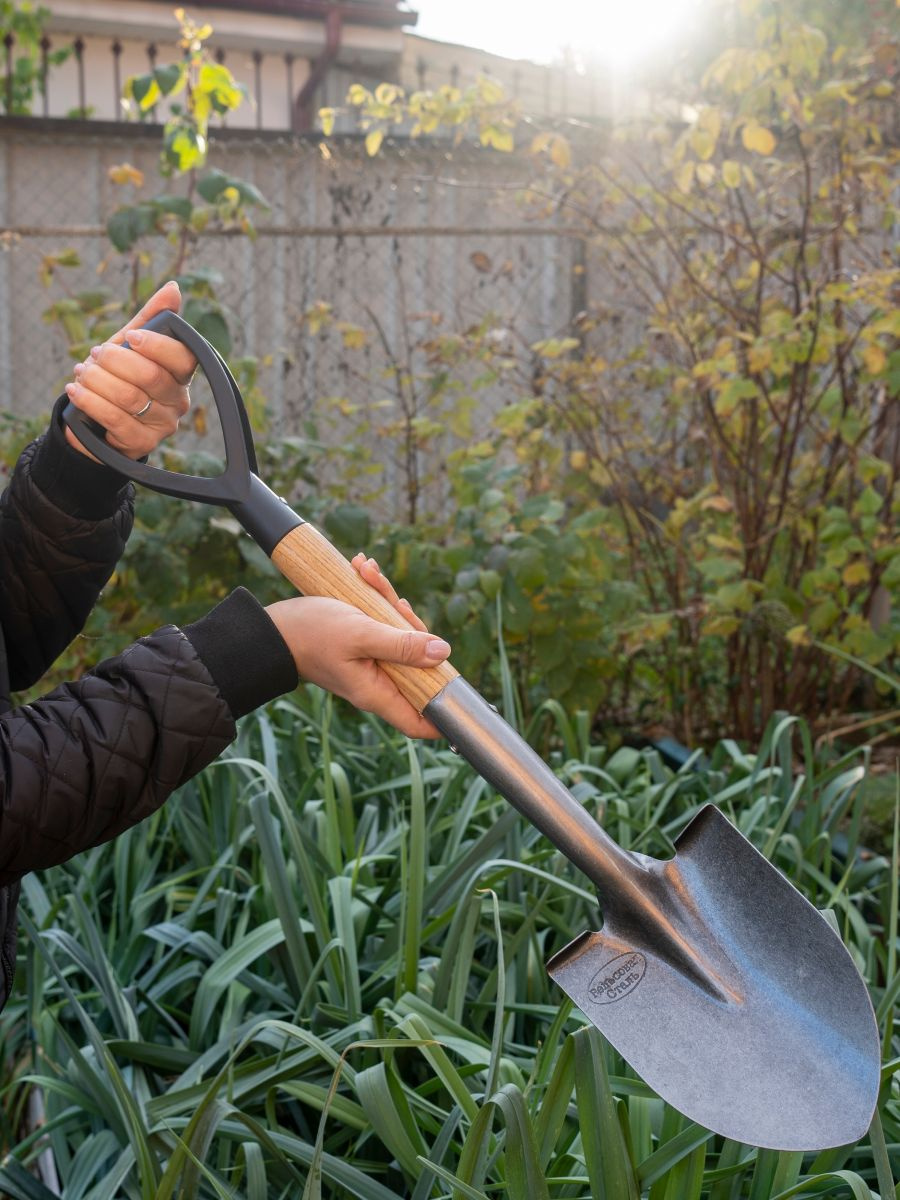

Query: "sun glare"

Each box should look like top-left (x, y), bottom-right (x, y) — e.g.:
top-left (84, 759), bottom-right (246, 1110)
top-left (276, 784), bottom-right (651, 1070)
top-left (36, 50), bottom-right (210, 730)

top-left (413, 0), bottom-right (705, 71)
top-left (581, 0), bottom-right (704, 68)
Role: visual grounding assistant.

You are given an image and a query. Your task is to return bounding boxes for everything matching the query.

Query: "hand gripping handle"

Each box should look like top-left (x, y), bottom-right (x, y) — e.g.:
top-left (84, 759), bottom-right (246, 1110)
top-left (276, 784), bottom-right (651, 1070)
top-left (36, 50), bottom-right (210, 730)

top-left (63, 309), bottom-right (458, 712)
top-left (272, 524), bottom-right (458, 711)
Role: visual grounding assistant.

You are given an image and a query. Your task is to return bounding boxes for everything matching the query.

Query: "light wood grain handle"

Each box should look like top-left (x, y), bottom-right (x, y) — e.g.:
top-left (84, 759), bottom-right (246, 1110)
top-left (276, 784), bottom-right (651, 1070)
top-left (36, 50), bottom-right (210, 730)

top-left (271, 523), bottom-right (459, 712)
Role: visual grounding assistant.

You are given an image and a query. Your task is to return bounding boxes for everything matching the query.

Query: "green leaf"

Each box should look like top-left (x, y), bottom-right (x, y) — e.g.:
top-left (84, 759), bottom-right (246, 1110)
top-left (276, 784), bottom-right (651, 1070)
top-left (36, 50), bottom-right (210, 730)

top-left (531, 336), bottom-right (580, 358)
top-left (574, 1028), bottom-right (640, 1199)
top-left (0, 1159), bottom-right (60, 1200)
top-left (324, 504), bottom-right (371, 549)
top-left (153, 194), bottom-right (193, 221)
top-left (154, 62), bottom-right (185, 97)
top-left (129, 72), bottom-right (160, 111)
top-left (106, 205), bottom-right (155, 252)
top-left (197, 168), bottom-right (231, 203)
top-left (165, 126), bottom-right (206, 172)
top-left (181, 302), bottom-right (230, 355)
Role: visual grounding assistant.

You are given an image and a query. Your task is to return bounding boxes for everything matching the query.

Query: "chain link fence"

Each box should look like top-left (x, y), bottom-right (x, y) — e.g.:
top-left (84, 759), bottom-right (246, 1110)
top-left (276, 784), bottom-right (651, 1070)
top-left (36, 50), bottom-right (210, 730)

top-left (0, 121), bottom-right (582, 520)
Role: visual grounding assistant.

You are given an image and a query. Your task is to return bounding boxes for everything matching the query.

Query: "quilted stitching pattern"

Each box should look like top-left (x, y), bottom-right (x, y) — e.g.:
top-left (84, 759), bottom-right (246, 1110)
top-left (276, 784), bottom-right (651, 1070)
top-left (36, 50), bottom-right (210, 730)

top-left (0, 434), bottom-right (236, 1012)
top-left (0, 436), bottom-right (134, 689)
top-left (0, 629), bottom-right (234, 885)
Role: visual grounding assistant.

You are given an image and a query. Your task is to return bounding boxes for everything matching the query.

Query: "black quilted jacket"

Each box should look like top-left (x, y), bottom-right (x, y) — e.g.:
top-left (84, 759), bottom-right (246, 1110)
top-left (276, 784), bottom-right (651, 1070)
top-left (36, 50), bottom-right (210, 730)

top-left (0, 404), bottom-right (297, 1010)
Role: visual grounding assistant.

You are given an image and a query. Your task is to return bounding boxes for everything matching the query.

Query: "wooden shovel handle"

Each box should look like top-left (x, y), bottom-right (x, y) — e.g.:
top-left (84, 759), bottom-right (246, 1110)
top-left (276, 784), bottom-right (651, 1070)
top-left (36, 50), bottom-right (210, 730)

top-left (271, 523), bottom-right (459, 713)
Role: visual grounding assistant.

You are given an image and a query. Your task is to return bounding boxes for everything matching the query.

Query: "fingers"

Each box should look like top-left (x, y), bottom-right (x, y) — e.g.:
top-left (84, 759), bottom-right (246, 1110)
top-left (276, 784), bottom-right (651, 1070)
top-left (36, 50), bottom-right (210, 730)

top-left (63, 379), bottom-right (176, 459)
top-left (266, 596), bottom-right (451, 740)
top-left (349, 621), bottom-right (451, 670)
top-left (122, 328), bottom-right (197, 385)
top-left (79, 341), bottom-right (191, 413)
top-left (63, 327), bottom-right (194, 460)
top-left (351, 552), bottom-right (428, 633)
top-left (112, 280), bottom-right (182, 345)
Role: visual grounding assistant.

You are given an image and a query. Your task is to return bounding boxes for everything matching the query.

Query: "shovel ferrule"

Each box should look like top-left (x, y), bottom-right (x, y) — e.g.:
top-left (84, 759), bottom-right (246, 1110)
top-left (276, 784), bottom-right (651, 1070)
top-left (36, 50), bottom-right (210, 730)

top-left (228, 474), bottom-right (305, 556)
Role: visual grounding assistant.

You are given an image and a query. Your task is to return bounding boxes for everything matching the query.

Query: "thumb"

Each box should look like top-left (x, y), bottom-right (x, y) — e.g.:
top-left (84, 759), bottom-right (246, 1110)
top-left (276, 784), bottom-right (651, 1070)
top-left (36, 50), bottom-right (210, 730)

top-left (357, 620), bottom-right (451, 668)
top-left (112, 280), bottom-right (182, 344)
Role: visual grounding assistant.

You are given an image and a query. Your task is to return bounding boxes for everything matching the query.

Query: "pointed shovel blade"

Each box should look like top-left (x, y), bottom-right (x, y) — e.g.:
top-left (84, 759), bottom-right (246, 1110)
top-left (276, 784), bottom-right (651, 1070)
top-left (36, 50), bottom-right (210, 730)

top-left (547, 804), bottom-right (880, 1150)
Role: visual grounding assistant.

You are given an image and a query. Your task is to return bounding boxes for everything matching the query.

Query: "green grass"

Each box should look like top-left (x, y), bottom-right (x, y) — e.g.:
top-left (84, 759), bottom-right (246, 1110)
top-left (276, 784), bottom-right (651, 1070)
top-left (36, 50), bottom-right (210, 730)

top-left (0, 689), bottom-right (897, 1199)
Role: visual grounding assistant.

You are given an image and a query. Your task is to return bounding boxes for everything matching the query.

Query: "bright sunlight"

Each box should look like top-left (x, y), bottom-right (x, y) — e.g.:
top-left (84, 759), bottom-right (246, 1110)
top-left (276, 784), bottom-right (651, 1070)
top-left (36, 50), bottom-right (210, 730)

top-left (409, 0), bottom-right (707, 70)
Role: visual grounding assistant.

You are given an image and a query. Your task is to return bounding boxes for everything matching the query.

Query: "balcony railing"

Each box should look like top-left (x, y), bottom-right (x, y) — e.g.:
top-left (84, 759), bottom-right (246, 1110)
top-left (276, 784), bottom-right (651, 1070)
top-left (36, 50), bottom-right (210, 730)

top-left (2, 28), bottom-right (611, 133)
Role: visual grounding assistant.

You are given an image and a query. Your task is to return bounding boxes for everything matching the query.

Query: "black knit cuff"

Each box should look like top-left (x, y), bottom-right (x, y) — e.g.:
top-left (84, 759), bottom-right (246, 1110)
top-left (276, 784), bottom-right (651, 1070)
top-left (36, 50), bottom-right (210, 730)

top-left (182, 587), bottom-right (298, 720)
top-left (29, 396), bottom-right (134, 520)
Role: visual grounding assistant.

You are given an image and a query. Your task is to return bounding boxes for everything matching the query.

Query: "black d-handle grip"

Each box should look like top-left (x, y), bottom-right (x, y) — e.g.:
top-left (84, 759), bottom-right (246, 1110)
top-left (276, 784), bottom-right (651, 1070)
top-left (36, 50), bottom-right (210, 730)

top-left (62, 309), bottom-right (304, 554)
top-left (63, 309), bottom-right (257, 503)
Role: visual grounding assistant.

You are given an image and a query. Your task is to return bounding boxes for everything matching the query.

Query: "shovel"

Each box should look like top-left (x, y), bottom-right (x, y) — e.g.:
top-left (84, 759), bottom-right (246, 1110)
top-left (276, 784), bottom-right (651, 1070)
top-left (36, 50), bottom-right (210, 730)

top-left (64, 310), bottom-right (881, 1151)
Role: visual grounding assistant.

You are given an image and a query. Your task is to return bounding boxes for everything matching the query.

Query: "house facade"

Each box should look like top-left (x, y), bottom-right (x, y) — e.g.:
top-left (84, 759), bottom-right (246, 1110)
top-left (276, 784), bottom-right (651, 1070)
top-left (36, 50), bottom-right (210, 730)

top-left (10, 0), bottom-right (610, 129)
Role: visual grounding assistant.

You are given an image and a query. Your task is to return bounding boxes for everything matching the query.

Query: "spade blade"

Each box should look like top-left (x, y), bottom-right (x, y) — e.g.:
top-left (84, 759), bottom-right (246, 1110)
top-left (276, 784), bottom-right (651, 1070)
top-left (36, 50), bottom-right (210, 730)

top-left (547, 803), bottom-right (880, 1150)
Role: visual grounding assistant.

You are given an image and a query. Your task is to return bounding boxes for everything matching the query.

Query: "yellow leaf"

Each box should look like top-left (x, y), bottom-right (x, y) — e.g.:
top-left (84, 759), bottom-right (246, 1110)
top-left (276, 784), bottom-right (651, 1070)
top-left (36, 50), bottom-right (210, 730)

top-left (550, 135), bottom-right (571, 169)
top-left (704, 614), bottom-right (741, 637)
top-left (338, 322), bottom-right (368, 350)
top-left (108, 162), bottom-right (144, 187)
top-left (365, 128), bottom-right (384, 156)
top-left (676, 161), bottom-right (695, 195)
top-left (785, 624), bottom-right (810, 645)
top-left (477, 77), bottom-right (505, 105)
top-left (480, 124), bottom-right (514, 152)
top-left (696, 162), bottom-right (716, 187)
top-left (748, 342), bottom-right (772, 372)
top-left (843, 561), bottom-right (871, 586)
top-left (862, 342), bottom-right (887, 374)
top-left (722, 160), bottom-right (742, 188)
top-left (690, 128), bottom-right (716, 161)
top-left (742, 123), bottom-right (777, 155)
top-left (570, 450), bottom-right (588, 471)
top-left (318, 106), bottom-right (335, 136)
top-left (374, 82), bottom-right (401, 104)
top-left (701, 495), bottom-right (734, 513)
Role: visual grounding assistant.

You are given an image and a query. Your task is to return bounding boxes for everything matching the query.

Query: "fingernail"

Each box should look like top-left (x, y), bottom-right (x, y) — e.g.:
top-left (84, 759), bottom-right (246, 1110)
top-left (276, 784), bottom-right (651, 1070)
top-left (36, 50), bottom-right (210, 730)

top-left (127, 330), bottom-right (143, 345)
top-left (73, 363), bottom-right (84, 376)
top-left (399, 598), bottom-right (411, 608)
top-left (64, 381), bottom-right (76, 395)
top-left (368, 557), bottom-right (379, 570)
top-left (89, 344), bottom-right (102, 358)
top-left (425, 638), bottom-right (451, 660)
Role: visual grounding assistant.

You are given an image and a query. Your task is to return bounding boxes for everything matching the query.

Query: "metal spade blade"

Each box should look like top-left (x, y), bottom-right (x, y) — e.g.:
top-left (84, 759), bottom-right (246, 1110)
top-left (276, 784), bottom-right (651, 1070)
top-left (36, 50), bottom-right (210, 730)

top-left (428, 679), bottom-right (881, 1151)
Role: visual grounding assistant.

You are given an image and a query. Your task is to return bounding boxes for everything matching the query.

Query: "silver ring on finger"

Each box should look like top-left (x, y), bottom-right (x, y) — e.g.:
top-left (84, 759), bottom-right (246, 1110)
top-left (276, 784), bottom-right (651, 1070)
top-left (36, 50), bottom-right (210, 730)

top-left (134, 398), bottom-right (153, 418)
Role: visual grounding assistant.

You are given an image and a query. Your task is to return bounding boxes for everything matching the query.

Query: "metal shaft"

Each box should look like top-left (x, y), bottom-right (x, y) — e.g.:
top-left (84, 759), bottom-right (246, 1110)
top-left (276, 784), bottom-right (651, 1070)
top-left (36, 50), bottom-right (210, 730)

top-left (425, 679), bottom-right (650, 905)
top-left (425, 677), bottom-right (731, 995)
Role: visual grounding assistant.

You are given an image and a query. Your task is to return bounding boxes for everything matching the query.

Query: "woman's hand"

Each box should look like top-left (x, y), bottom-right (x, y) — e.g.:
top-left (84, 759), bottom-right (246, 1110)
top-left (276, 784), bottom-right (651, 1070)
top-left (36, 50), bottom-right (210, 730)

top-left (266, 554), bottom-right (448, 739)
top-left (64, 280), bottom-right (195, 462)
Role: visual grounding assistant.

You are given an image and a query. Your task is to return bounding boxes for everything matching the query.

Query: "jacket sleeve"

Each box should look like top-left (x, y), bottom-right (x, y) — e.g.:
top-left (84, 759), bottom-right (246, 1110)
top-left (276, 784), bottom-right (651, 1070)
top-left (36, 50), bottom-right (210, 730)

top-left (0, 400), bottom-right (135, 690)
top-left (0, 588), bottom-right (298, 886)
